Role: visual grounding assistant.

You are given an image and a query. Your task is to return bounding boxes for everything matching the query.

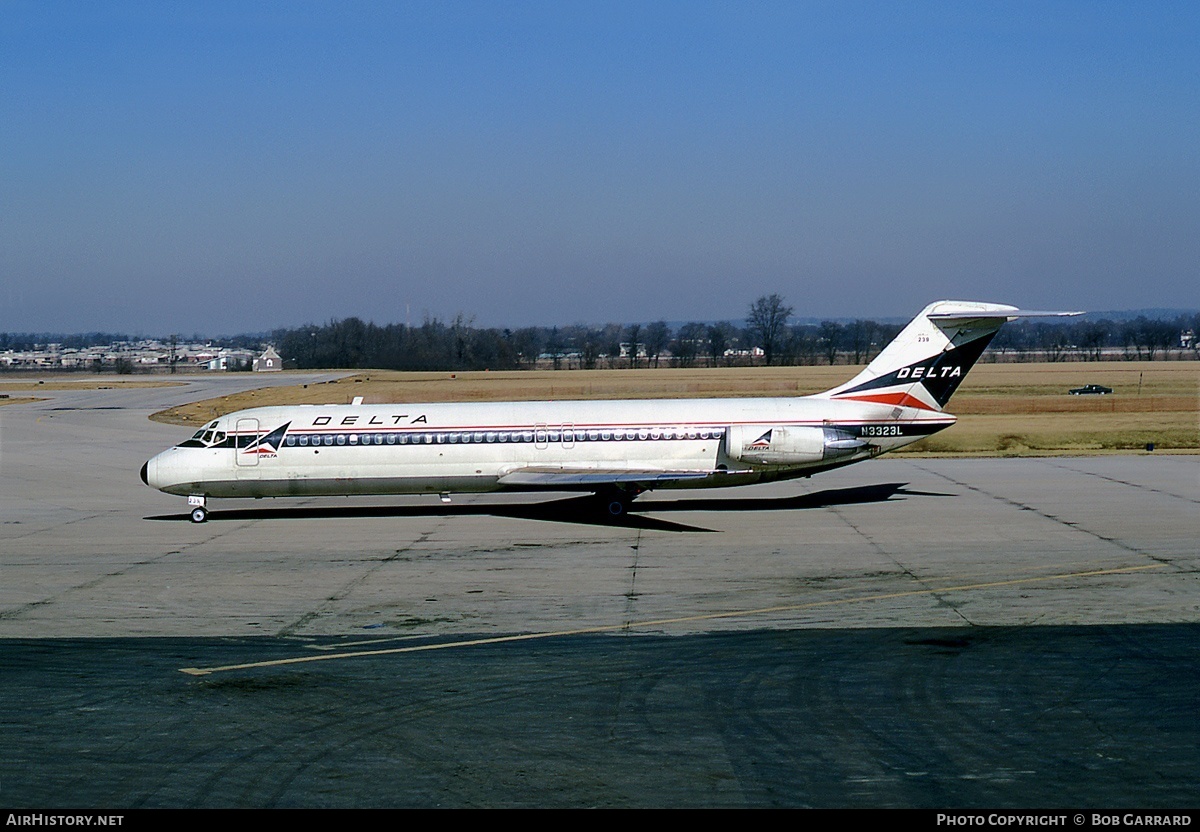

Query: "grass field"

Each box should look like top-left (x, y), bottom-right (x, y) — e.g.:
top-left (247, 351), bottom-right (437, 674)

top-left (149, 361), bottom-right (1198, 456)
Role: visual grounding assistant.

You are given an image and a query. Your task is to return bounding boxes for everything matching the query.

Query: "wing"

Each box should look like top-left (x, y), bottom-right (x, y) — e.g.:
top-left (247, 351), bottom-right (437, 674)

top-left (497, 466), bottom-right (735, 488)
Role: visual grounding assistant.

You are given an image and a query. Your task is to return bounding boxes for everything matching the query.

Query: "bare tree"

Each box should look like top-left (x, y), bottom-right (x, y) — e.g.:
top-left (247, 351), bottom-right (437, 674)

top-left (1079, 321), bottom-right (1108, 361)
top-left (672, 322), bottom-right (706, 367)
top-left (625, 323), bottom-right (641, 369)
top-left (746, 294), bottom-right (794, 366)
top-left (707, 322), bottom-right (733, 367)
top-left (790, 324), bottom-right (820, 366)
top-left (511, 327), bottom-right (543, 369)
top-left (819, 320), bottom-right (843, 365)
top-left (644, 321), bottom-right (671, 368)
top-left (580, 329), bottom-right (600, 369)
top-left (1034, 323), bottom-right (1070, 362)
top-left (545, 326), bottom-right (563, 370)
top-left (846, 319), bottom-right (876, 365)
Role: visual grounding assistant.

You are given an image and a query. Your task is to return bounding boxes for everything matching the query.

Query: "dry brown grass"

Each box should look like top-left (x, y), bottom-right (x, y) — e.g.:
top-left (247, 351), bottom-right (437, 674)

top-left (149, 362), bottom-right (1199, 456)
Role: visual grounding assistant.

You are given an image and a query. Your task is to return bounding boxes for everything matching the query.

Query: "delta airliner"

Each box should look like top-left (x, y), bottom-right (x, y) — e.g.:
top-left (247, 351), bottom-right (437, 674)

top-left (142, 301), bottom-right (1078, 522)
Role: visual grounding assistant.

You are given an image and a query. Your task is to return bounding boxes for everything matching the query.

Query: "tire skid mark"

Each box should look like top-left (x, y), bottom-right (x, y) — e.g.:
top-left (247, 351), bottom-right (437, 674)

top-left (829, 505), bottom-right (976, 626)
top-left (275, 524), bottom-right (446, 637)
top-left (0, 521), bottom-right (260, 621)
top-left (908, 462), bottom-right (1175, 567)
top-left (1039, 459), bottom-right (1200, 506)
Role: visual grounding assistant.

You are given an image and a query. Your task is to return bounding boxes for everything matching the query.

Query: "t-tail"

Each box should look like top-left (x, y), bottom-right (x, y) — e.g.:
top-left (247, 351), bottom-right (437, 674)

top-left (818, 301), bottom-right (1082, 412)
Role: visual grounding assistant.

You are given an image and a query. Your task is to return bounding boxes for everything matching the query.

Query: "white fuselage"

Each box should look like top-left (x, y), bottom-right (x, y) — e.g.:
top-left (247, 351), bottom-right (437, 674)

top-left (142, 394), bottom-right (954, 500)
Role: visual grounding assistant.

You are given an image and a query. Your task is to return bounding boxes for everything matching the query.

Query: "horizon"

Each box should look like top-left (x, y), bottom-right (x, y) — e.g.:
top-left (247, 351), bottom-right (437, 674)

top-left (2, 304), bottom-right (1197, 345)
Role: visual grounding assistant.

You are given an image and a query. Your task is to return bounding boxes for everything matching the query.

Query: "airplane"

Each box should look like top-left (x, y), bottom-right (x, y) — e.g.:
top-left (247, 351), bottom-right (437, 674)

top-left (142, 300), bottom-right (1079, 523)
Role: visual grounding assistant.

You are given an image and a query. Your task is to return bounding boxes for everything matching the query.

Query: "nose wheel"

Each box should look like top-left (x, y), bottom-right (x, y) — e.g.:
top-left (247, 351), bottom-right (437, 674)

top-left (187, 495), bottom-right (209, 523)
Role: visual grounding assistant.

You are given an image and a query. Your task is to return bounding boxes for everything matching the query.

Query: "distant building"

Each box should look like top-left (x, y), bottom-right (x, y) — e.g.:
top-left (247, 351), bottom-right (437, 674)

top-left (254, 346), bottom-right (282, 372)
top-left (200, 348), bottom-right (254, 371)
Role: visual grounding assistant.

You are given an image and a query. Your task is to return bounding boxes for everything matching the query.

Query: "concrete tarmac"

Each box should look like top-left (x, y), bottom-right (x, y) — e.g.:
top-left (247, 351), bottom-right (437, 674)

top-left (1, 376), bottom-right (1197, 807)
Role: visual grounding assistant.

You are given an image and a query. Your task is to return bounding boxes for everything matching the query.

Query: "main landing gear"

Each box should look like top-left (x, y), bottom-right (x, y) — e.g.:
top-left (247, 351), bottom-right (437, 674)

top-left (594, 485), bottom-right (645, 518)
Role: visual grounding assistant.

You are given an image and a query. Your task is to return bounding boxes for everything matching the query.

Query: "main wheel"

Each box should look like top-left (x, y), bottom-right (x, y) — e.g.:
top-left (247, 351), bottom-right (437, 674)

top-left (190, 506), bottom-right (208, 523)
top-left (605, 499), bottom-right (626, 517)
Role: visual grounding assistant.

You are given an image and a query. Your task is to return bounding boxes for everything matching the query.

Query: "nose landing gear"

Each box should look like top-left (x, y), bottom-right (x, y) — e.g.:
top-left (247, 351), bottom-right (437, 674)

top-left (187, 495), bottom-right (208, 523)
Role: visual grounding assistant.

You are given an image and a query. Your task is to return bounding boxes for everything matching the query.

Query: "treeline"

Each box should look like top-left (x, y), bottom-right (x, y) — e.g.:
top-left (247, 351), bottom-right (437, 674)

top-left (268, 310), bottom-right (912, 371)
top-left (267, 301), bottom-right (1198, 371)
top-left (5, 300), bottom-right (1196, 372)
top-left (990, 315), bottom-right (1197, 362)
top-left (0, 331), bottom-right (264, 351)
top-left (0, 332), bottom-right (144, 351)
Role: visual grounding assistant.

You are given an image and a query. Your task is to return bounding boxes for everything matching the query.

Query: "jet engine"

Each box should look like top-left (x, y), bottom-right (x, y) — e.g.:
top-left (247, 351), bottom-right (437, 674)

top-left (725, 425), bottom-right (866, 466)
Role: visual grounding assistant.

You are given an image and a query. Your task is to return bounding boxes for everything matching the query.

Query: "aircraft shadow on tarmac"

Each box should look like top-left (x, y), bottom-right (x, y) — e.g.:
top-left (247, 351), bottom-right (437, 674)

top-left (145, 482), bottom-right (953, 533)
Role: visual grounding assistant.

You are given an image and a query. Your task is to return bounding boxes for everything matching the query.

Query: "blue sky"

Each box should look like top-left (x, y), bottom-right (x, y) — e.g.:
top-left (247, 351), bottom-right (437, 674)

top-left (2, 1), bottom-right (1197, 334)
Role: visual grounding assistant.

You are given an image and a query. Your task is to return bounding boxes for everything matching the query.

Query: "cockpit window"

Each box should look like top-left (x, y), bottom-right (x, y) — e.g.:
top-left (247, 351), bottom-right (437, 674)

top-left (182, 426), bottom-right (227, 448)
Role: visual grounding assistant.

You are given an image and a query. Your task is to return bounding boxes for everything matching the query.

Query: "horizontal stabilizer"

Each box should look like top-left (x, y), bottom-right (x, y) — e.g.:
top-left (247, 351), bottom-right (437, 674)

top-left (927, 309), bottom-right (1083, 320)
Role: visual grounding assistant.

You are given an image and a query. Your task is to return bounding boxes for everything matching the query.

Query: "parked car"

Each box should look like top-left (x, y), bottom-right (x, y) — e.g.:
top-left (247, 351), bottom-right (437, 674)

top-left (1069, 384), bottom-right (1113, 395)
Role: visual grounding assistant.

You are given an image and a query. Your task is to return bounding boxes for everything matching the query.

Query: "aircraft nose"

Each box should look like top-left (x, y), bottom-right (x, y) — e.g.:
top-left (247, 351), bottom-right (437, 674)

top-left (140, 461), bottom-right (149, 486)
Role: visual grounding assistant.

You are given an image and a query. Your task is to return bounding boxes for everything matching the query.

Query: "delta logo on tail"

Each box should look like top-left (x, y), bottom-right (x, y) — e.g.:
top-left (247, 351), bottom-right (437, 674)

top-left (830, 331), bottom-right (997, 411)
top-left (239, 422), bottom-right (291, 458)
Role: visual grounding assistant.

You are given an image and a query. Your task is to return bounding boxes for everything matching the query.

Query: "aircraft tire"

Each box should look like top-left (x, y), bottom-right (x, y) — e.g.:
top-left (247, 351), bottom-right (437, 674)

top-left (190, 506), bottom-right (208, 524)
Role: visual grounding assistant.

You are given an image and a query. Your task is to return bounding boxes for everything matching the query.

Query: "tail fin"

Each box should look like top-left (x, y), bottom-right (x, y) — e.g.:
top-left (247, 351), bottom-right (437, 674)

top-left (819, 301), bottom-right (1081, 412)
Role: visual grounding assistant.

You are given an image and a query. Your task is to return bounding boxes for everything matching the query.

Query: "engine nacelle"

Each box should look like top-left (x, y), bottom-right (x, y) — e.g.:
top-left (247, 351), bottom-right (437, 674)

top-left (725, 425), bottom-right (866, 466)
